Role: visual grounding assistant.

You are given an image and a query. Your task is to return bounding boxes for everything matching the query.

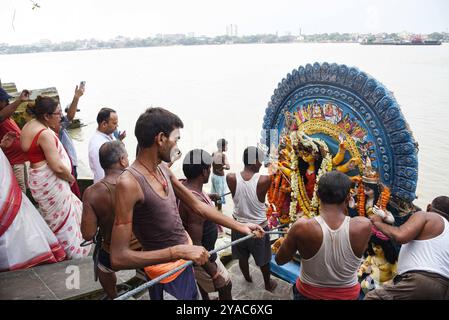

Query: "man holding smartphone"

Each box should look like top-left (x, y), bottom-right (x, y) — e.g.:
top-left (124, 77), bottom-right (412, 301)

top-left (89, 107), bottom-right (126, 183)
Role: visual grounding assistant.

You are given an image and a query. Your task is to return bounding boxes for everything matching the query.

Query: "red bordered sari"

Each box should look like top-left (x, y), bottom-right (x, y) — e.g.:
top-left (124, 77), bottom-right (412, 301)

top-left (28, 130), bottom-right (91, 259)
top-left (0, 150), bottom-right (66, 271)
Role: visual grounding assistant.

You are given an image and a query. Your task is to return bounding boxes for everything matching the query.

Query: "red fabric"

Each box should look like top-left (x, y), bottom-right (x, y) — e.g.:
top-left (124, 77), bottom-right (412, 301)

top-left (305, 171), bottom-right (316, 199)
top-left (0, 119), bottom-right (28, 165)
top-left (0, 173), bottom-right (22, 237)
top-left (50, 242), bottom-right (67, 262)
top-left (70, 175), bottom-right (80, 199)
top-left (52, 203), bottom-right (71, 234)
top-left (371, 225), bottom-right (390, 241)
top-left (8, 242), bottom-right (66, 271)
top-left (296, 278), bottom-right (360, 300)
top-left (27, 129), bottom-right (47, 163)
top-left (67, 149), bottom-right (80, 199)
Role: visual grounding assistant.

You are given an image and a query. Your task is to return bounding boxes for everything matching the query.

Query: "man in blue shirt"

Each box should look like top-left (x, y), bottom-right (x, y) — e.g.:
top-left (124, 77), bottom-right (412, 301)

top-left (50, 84), bottom-right (84, 198)
top-left (58, 84), bottom-right (84, 178)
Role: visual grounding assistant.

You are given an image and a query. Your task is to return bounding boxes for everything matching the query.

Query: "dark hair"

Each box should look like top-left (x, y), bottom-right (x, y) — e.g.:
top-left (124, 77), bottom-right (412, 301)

top-left (96, 107), bottom-right (116, 125)
top-left (26, 96), bottom-right (58, 120)
top-left (298, 154), bottom-right (323, 178)
top-left (135, 107), bottom-right (184, 148)
top-left (182, 149), bottom-right (212, 179)
top-left (431, 196), bottom-right (449, 215)
top-left (243, 146), bottom-right (265, 166)
top-left (317, 171), bottom-right (351, 204)
top-left (99, 141), bottom-right (127, 170)
top-left (367, 235), bottom-right (398, 264)
top-left (217, 138), bottom-right (227, 151)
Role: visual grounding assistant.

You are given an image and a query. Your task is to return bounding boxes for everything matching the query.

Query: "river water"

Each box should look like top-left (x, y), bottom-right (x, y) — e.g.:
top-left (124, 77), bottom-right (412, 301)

top-left (1, 43), bottom-right (448, 208)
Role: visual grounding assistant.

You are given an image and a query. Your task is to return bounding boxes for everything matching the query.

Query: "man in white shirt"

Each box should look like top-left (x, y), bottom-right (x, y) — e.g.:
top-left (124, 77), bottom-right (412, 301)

top-left (88, 108), bottom-right (126, 183)
top-left (365, 196), bottom-right (449, 300)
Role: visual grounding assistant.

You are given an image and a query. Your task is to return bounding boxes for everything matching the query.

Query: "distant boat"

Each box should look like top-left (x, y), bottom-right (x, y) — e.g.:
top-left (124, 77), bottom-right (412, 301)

top-left (361, 36), bottom-right (442, 46)
top-left (361, 41), bottom-right (442, 45)
top-left (422, 40), bottom-right (443, 45)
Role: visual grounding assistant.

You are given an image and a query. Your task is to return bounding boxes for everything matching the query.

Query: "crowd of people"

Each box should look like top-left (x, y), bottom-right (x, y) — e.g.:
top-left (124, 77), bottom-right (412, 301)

top-left (1, 85), bottom-right (448, 300)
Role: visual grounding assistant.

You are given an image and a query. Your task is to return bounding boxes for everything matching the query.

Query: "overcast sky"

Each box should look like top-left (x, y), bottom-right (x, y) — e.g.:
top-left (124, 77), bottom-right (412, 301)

top-left (1, 0), bottom-right (449, 45)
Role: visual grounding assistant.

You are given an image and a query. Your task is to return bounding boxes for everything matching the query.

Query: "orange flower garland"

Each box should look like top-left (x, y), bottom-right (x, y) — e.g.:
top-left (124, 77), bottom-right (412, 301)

top-left (275, 179), bottom-right (288, 210)
top-left (267, 172), bottom-right (282, 222)
top-left (267, 175), bottom-right (276, 204)
top-left (273, 174), bottom-right (281, 203)
top-left (357, 182), bottom-right (366, 216)
top-left (267, 169), bottom-right (293, 225)
top-left (377, 185), bottom-right (391, 210)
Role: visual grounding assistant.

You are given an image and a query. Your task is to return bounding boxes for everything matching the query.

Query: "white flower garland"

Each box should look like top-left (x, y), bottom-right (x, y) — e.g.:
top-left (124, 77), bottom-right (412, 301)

top-left (309, 138), bottom-right (332, 215)
top-left (289, 148), bottom-right (299, 222)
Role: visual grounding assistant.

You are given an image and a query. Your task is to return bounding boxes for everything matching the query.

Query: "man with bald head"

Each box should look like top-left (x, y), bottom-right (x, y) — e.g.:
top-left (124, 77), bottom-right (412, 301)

top-left (82, 141), bottom-right (139, 299)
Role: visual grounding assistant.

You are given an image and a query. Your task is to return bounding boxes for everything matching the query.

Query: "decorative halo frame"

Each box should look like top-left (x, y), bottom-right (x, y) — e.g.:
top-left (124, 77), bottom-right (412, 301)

top-left (261, 62), bottom-right (419, 203)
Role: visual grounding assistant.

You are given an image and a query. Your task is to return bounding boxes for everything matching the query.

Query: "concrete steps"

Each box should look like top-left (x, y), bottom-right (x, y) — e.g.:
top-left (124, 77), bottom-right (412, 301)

top-left (0, 257), bottom-right (137, 300)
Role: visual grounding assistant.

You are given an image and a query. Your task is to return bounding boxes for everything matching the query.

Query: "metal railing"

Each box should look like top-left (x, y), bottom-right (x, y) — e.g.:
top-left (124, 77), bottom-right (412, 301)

top-left (115, 227), bottom-right (287, 300)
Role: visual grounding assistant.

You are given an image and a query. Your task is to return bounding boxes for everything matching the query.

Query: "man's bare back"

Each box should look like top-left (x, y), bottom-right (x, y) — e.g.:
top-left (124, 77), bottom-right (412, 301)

top-left (212, 151), bottom-right (229, 176)
top-left (82, 182), bottom-right (115, 243)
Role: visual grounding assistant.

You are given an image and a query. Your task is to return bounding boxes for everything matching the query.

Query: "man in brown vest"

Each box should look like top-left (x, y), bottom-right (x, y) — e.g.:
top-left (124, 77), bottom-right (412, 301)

top-left (111, 107), bottom-right (264, 300)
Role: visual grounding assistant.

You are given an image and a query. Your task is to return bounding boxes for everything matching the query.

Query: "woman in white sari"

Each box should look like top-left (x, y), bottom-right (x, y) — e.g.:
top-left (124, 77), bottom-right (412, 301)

top-left (20, 96), bottom-right (90, 259)
top-left (1, 134), bottom-right (66, 271)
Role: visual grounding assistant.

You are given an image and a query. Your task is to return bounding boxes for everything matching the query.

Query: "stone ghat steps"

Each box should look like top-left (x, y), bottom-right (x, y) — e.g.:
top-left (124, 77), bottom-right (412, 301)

top-left (0, 257), bottom-right (139, 300)
top-left (0, 254), bottom-right (293, 300)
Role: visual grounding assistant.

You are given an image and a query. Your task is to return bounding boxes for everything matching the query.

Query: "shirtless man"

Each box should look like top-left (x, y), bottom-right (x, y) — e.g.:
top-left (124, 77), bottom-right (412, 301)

top-left (110, 107), bottom-right (264, 300)
top-left (211, 138), bottom-right (230, 211)
top-left (81, 141), bottom-right (140, 299)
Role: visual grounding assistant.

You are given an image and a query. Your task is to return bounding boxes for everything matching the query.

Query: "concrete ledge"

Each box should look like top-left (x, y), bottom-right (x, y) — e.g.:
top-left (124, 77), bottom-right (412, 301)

top-left (0, 257), bottom-right (136, 300)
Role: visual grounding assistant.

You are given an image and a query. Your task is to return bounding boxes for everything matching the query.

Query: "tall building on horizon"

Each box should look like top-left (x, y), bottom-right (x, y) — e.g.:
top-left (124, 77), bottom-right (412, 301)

top-left (226, 24), bottom-right (238, 37)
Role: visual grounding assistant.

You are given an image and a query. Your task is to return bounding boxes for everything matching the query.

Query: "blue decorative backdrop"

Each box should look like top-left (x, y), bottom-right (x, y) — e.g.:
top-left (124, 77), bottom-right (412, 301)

top-left (261, 62), bottom-right (419, 202)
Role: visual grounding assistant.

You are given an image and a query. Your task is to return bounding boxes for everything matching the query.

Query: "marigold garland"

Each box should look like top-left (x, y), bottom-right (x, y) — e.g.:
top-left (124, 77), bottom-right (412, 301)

top-left (357, 182), bottom-right (366, 216)
top-left (377, 185), bottom-right (391, 210)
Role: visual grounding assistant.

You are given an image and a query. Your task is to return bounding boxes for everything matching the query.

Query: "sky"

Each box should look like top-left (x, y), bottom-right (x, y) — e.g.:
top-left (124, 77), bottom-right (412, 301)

top-left (1, 0), bottom-right (449, 45)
